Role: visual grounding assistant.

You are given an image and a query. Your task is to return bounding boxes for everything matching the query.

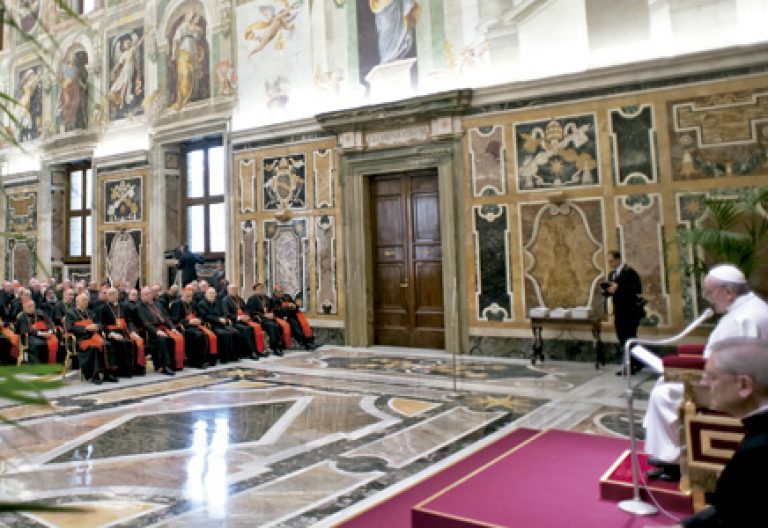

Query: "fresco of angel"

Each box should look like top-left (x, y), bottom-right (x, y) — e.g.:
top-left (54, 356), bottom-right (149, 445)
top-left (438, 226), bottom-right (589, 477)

top-left (108, 30), bottom-right (145, 119)
top-left (244, 0), bottom-right (303, 57)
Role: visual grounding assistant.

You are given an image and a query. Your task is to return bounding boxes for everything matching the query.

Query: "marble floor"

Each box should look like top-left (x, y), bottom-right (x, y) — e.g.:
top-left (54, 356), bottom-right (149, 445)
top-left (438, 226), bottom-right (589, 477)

top-left (0, 346), bottom-right (659, 527)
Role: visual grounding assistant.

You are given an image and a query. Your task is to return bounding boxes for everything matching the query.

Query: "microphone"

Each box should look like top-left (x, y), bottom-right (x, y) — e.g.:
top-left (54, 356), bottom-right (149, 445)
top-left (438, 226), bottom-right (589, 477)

top-left (618, 306), bottom-right (715, 516)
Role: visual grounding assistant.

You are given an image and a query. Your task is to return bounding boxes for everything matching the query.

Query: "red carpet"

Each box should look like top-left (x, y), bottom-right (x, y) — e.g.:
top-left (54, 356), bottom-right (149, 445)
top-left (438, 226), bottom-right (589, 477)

top-left (413, 430), bottom-right (693, 528)
top-left (337, 428), bottom-right (540, 528)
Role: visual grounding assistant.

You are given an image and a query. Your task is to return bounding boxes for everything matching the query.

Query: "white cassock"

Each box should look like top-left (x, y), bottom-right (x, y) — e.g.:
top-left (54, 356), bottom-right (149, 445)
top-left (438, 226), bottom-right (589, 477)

top-left (643, 292), bottom-right (768, 462)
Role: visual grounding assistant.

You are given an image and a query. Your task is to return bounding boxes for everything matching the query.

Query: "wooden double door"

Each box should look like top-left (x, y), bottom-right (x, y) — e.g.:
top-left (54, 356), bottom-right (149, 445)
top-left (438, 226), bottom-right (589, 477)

top-left (370, 170), bottom-right (445, 349)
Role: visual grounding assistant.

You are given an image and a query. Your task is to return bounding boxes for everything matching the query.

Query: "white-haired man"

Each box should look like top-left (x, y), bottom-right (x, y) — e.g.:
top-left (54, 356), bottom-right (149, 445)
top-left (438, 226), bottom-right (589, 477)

top-left (655, 338), bottom-right (768, 528)
top-left (644, 264), bottom-right (768, 481)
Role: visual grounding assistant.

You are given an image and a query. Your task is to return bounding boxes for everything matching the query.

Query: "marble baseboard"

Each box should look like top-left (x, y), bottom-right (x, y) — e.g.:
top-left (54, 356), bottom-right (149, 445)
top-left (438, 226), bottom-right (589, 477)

top-left (468, 336), bottom-right (678, 364)
top-left (314, 327), bottom-right (344, 346)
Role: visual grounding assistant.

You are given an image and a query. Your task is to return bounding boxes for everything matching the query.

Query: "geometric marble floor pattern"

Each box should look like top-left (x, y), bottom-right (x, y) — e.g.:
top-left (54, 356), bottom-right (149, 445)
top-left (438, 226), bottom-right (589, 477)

top-left (0, 346), bottom-right (653, 527)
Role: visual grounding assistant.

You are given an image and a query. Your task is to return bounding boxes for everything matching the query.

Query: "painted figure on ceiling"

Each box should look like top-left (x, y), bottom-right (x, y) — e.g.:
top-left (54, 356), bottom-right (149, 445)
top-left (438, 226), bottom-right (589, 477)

top-left (168, 11), bottom-right (210, 111)
top-left (370, 0), bottom-right (418, 63)
top-left (244, 0), bottom-right (302, 57)
top-left (108, 30), bottom-right (145, 120)
top-left (58, 49), bottom-right (89, 132)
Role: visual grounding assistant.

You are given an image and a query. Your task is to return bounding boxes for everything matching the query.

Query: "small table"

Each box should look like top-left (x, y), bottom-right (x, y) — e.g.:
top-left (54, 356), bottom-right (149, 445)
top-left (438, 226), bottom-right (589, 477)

top-left (530, 316), bottom-right (604, 368)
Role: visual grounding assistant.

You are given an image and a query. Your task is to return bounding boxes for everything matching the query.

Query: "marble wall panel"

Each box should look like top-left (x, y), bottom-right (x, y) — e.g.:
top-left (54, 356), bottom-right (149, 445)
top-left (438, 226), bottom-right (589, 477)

top-left (238, 158), bottom-right (257, 213)
top-left (51, 189), bottom-right (65, 261)
top-left (669, 87), bottom-right (768, 180)
top-left (7, 238), bottom-right (35, 284)
top-left (609, 105), bottom-right (657, 185)
top-left (615, 194), bottom-right (668, 327)
top-left (469, 125), bottom-right (506, 197)
top-left (263, 155), bottom-right (306, 210)
top-left (240, 220), bottom-right (258, 294)
top-left (165, 172), bottom-right (181, 252)
top-left (6, 192), bottom-right (37, 233)
top-left (104, 229), bottom-right (143, 289)
top-left (521, 200), bottom-right (603, 312)
top-left (515, 114), bottom-right (599, 190)
top-left (264, 219), bottom-right (309, 306)
top-left (313, 149), bottom-right (334, 208)
top-left (472, 204), bottom-right (512, 321)
top-left (104, 177), bottom-right (143, 223)
top-left (315, 215), bottom-right (337, 315)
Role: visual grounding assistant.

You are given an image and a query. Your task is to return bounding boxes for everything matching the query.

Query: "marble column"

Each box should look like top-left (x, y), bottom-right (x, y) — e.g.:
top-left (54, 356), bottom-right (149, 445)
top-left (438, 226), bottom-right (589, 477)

top-left (148, 144), bottom-right (167, 286)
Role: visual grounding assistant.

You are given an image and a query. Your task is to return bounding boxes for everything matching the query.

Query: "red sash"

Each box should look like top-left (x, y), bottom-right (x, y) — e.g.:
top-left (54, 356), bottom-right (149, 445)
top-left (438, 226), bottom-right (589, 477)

top-left (109, 318), bottom-right (145, 367)
top-left (296, 311), bottom-right (313, 339)
top-left (281, 301), bottom-right (313, 339)
top-left (186, 313), bottom-right (218, 355)
top-left (162, 327), bottom-right (185, 370)
top-left (238, 310), bottom-right (265, 353)
top-left (275, 318), bottom-right (291, 347)
top-left (31, 320), bottom-right (58, 364)
top-left (74, 320), bottom-right (104, 351)
top-left (1, 326), bottom-right (20, 360)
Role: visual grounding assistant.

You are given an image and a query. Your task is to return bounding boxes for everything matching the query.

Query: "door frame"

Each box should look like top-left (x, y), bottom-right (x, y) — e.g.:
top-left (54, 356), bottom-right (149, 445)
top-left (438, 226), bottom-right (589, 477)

top-left (340, 140), bottom-right (467, 354)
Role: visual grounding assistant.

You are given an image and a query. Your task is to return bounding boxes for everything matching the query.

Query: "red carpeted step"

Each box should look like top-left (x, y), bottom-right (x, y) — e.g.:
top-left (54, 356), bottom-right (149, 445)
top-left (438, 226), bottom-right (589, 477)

top-left (600, 449), bottom-right (693, 512)
top-left (337, 427), bottom-right (540, 528)
top-left (412, 430), bottom-right (694, 528)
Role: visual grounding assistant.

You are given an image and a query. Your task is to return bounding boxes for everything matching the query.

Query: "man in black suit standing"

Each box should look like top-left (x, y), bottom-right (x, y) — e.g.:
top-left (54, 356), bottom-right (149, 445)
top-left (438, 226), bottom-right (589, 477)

top-left (604, 250), bottom-right (644, 375)
top-left (176, 244), bottom-right (204, 287)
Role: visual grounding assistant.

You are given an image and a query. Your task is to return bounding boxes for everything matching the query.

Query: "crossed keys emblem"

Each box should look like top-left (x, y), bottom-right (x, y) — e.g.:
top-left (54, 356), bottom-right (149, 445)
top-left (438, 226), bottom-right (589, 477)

top-left (264, 156), bottom-right (305, 209)
top-left (107, 180), bottom-right (139, 220)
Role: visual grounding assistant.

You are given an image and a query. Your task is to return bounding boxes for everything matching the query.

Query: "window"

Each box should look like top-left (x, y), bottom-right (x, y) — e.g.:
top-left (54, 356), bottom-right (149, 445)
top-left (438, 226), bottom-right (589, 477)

top-left (182, 139), bottom-right (226, 257)
top-left (70, 0), bottom-right (96, 15)
top-left (66, 163), bottom-right (93, 261)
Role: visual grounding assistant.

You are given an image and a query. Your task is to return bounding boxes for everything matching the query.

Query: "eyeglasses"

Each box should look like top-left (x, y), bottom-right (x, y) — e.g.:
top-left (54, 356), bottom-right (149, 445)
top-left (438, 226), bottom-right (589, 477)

top-left (701, 370), bottom-right (738, 383)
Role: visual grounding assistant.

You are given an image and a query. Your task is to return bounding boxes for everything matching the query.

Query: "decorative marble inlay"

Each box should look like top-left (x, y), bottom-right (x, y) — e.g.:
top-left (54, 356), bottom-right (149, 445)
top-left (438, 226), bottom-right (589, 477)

top-left (263, 155), bottom-right (306, 210)
top-left (104, 177), bottom-right (142, 223)
top-left (473, 204), bottom-right (512, 321)
top-left (104, 229), bottom-right (142, 289)
top-left (240, 220), bottom-right (257, 294)
top-left (615, 194), bottom-right (668, 327)
top-left (469, 125), bottom-right (506, 196)
top-left (7, 238), bottom-right (35, 284)
top-left (313, 149), bottom-right (334, 208)
top-left (315, 215), bottom-right (337, 315)
top-left (52, 401), bottom-right (295, 462)
top-left (6, 192), bottom-right (37, 232)
top-left (342, 407), bottom-right (504, 468)
top-left (26, 501), bottom-right (162, 528)
top-left (670, 88), bottom-right (768, 180)
top-left (238, 158), bottom-right (257, 213)
top-left (609, 105), bottom-right (657, 185)
top-left (388, 398), bottom-right (440, 417)
top-left (522, 201), bottom-right (603, 310)
top-left (264, 219), bottom-right (308, 304)
top-left (515, 114), bottom-right (599, 190)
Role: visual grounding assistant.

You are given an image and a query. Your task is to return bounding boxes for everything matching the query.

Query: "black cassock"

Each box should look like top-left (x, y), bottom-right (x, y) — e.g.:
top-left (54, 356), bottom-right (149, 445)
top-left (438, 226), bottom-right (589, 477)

top-left (65, 308), bottom-right (109, 381)
top-left (196, 299), bottom-right (238, 362)
top-left (95, 302), bottom-right (136, 377)
top-left (169, 300), bottom-right (213, 368)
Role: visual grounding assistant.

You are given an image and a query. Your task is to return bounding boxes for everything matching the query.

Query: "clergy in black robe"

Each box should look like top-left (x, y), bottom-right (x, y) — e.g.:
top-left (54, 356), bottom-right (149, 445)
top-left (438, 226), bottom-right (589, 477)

top-left (246, 283), bottom-right (284, 355)
top-left (170, 288), bottom-right (215, 368)
top-left (270, 285), bottom-right (316, 350)
top-left (96, 288), bottom-right (138, 377)
top-left (196, 287), bottom-right (238, 363)
top-left (222, 285), bottom-right (259, 359)
top-left (136, 287), bottom-right (179, 375)
top-left (16, 300), bottom-right (58, 364)
top-left (65, 293), bottom-right (115, 384)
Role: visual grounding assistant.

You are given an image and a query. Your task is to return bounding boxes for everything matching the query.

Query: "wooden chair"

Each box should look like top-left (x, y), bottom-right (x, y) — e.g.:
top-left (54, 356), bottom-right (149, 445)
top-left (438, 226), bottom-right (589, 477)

top-left (662, 344), bottom-right (744, 511)
top-left (60, 332), bottom-right (82, 380)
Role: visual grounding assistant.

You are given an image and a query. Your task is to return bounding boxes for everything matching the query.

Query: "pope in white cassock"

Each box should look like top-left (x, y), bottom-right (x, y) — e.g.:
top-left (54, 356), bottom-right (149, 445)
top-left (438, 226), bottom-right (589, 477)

top-left (643, 264), bottom-right (768, 481)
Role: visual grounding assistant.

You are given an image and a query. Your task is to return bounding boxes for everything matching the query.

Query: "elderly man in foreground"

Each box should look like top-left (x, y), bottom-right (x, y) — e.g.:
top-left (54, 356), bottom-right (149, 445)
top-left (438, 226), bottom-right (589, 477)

top-left (652, 337), bottom-right (768, 528)
top-left (643, 264), bottom-right (768, 481)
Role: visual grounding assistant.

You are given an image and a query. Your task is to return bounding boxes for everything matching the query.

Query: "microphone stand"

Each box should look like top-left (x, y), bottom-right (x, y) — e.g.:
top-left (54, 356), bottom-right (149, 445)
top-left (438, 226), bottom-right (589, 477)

top-left (618, 308), bottom-right (714, 516)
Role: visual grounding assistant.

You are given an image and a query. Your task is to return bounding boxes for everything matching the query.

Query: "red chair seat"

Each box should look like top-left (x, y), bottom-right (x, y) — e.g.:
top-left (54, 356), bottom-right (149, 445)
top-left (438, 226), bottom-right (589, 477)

top-left (663, 355), bottom-right (706, 369)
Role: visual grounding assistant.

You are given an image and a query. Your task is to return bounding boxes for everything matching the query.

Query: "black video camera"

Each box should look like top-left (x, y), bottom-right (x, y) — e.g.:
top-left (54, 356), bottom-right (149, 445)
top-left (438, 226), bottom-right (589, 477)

top-left (600, 281), bottom-right (611, 296)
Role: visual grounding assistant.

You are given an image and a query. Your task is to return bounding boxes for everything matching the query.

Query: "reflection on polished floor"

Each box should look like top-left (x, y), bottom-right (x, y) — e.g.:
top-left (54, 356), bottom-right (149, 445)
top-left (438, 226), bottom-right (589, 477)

top-left (0, 346), bottom-right (655, 527)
